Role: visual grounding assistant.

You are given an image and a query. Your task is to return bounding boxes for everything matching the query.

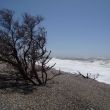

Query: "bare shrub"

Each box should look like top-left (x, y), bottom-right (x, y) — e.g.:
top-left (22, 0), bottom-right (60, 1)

top-left (0, 9), bottom-right (55, 86)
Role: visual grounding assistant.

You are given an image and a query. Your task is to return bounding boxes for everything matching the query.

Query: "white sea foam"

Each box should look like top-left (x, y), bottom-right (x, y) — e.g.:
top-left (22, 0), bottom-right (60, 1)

top-left (48, 58), bottom-right (110, 84)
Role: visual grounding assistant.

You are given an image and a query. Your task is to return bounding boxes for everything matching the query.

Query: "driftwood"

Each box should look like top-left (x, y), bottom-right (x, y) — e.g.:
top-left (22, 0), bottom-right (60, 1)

top-left (77, 71), bottom-right (99, 80)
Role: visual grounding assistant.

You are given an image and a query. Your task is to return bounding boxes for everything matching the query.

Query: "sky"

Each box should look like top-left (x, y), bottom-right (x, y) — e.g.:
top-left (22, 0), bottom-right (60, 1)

top-left (0, 0), bottom-right (110, 58)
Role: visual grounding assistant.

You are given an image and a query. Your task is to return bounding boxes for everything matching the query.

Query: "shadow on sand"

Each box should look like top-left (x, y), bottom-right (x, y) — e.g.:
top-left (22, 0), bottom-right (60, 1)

top-left (0, 73), bottom-right (35, 94)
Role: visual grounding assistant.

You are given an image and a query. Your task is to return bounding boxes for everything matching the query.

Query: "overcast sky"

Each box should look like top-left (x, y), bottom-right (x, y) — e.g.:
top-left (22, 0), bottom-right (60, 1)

top-left (0, 0), bottom-right (110, 58)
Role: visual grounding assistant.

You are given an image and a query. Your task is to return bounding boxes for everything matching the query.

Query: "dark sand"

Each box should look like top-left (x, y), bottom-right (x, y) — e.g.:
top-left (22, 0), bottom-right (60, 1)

top-left (0, 64), bottom-right (110, 110)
